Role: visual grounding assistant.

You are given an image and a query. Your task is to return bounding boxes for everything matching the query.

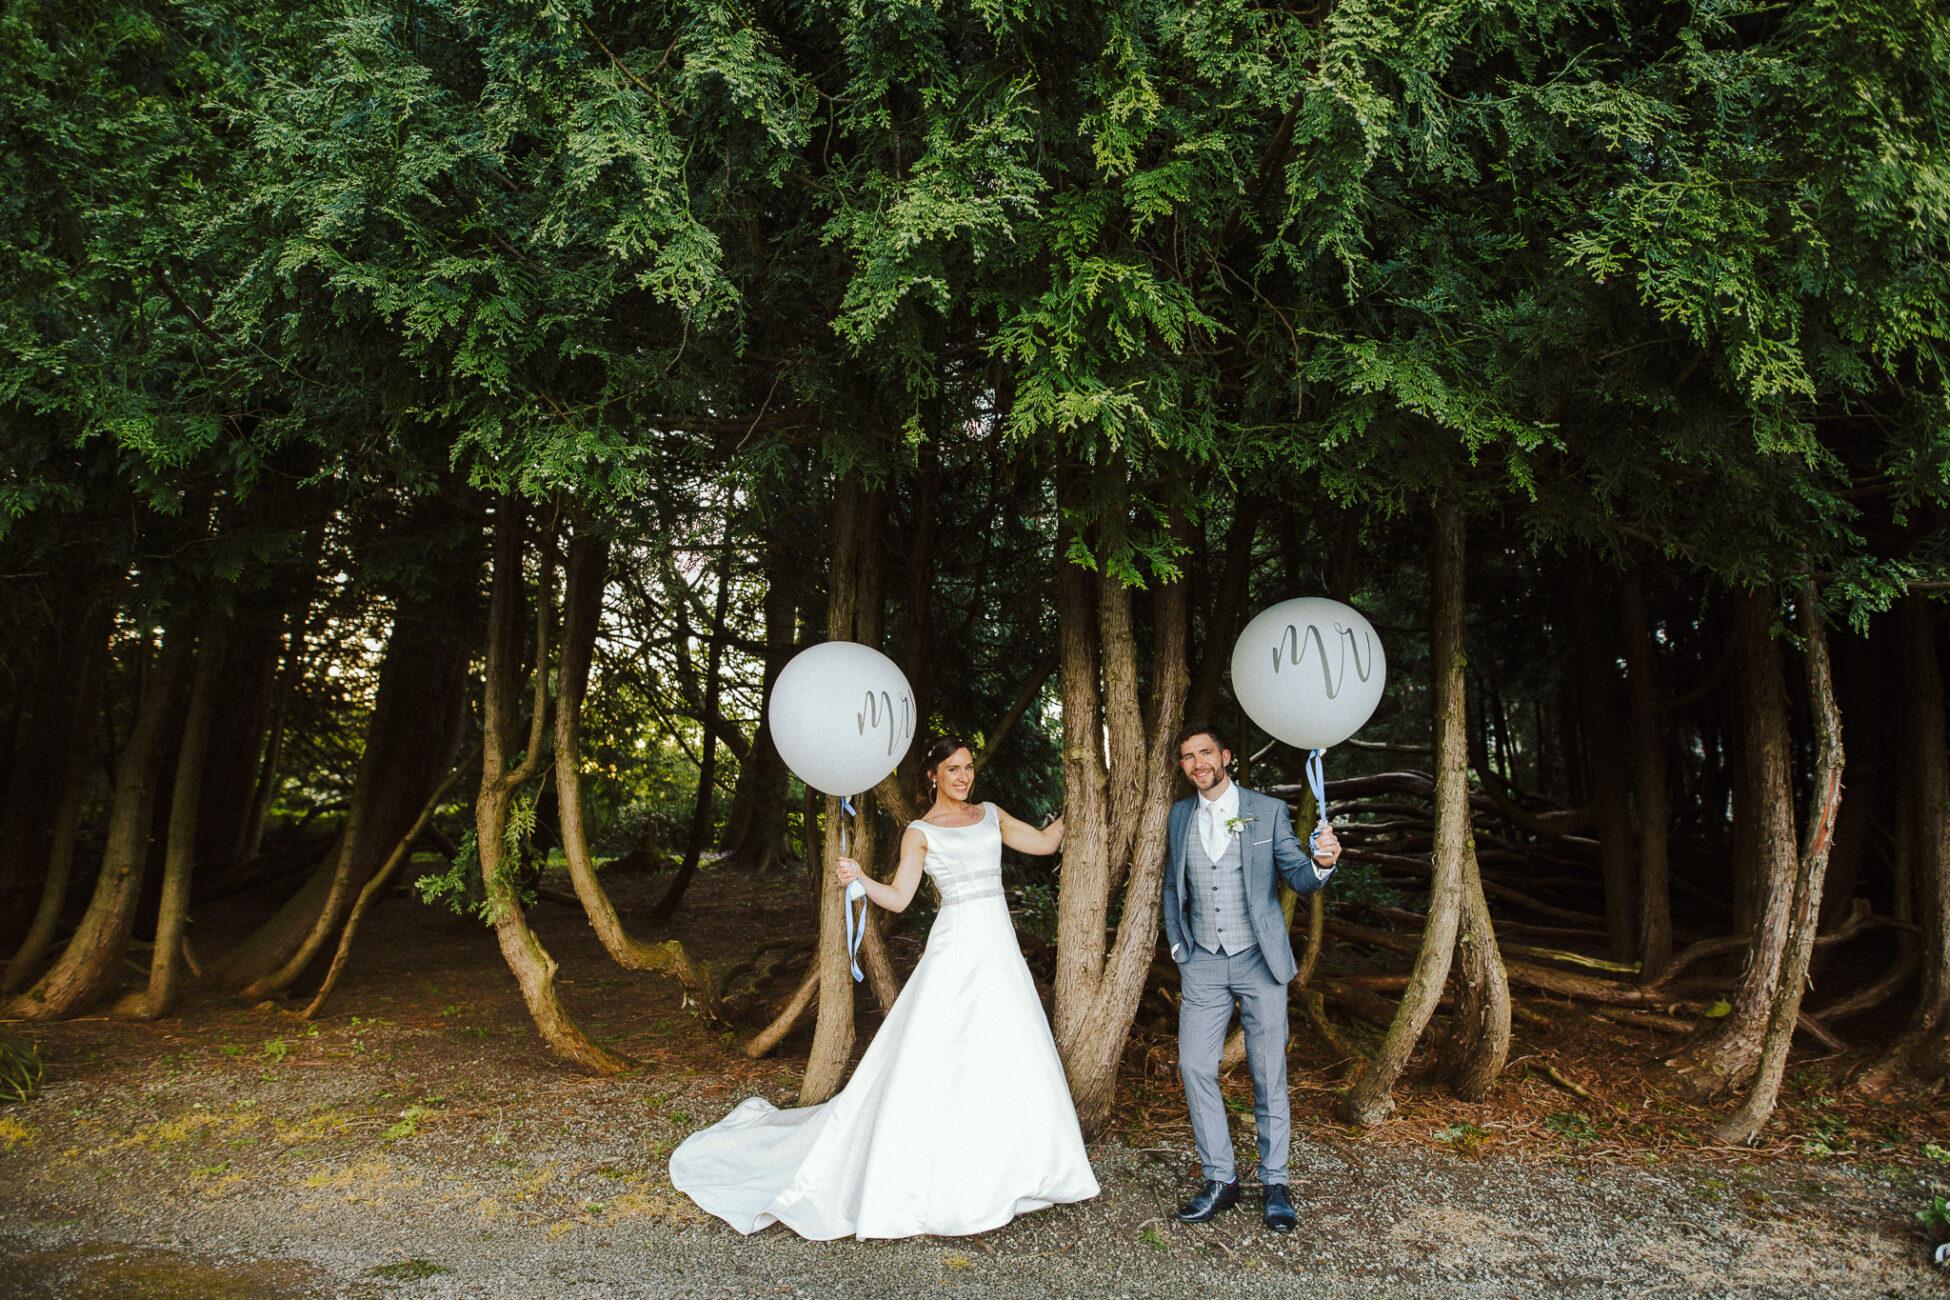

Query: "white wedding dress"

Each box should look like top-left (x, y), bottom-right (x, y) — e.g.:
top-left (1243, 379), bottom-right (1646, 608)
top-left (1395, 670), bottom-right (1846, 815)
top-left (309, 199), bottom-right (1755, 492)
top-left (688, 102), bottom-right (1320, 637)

top-left (669, 802), bottom-right (1099, 1239)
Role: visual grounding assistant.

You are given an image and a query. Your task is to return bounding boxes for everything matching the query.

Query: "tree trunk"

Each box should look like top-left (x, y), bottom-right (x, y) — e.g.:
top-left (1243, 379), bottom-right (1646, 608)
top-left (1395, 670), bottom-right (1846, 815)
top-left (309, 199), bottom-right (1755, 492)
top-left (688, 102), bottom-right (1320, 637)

top-left (1668, 589), bottom-right (1797, 1099)
top-left (1854, 598), bottom-right (1950, 1095)
top-left (1050, 466), bottom-right (1188, 1139)
top-left (2, 604), bottom-right (110, 994)
top-left (302, 746), bottom-right (476, 1020)
top-left (843, 488), bottom-right (904, 1014)
top-left (800, 476), bottom-right (867, 1104)
top-left (551, 527), bottom-right (720, 1013)
top-left (235, 600), bottom-right (469, 1001)
top-left (1619, 568), bottom-right (1672, 978)
top-left (900, 444), bottom-right (941, 777)
top-left (651, 519), bottom-right (737, 921)
top-left (238, 593), bottom-right (313, 867)
top-left (122, 622), bottom-right (228, 1019)
top-left (1814, 628), bottom-right (1874, 939)
top-left (1715, 579), bottom-right (1844, 1142)
top-left (1187, 496), bottom-right (1261, 723)
top-left (0, 631), bottom-right (67, 955)
top-left (1573, 565), bottom-right (1637, 962)
top-left (1437, 833), bottom-right (1511, 1100)
top-left (8, 627), bottom-right (192, 1020)
top-left (477, 494), bottom-right (628, 1075)
top-left (190, 618), bottom-right (281, 877)
top-left (1335, 497), bottom-right (1469, 1126)
top-left (719, 540), bottom-right (795, 872)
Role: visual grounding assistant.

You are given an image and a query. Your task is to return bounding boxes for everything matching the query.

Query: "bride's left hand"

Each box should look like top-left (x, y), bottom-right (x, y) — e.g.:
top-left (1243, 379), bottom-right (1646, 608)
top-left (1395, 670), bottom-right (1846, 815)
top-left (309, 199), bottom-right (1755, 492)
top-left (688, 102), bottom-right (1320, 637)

top-left (834, 857), bottom-right (863, 886)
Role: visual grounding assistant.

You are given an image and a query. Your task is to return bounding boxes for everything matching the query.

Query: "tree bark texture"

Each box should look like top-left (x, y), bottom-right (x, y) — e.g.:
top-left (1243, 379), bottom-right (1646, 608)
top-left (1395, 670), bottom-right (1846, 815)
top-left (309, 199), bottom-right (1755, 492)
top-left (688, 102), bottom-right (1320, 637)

top-left (1050, 466), bottom-right (1188, 1139)
top-left (8, 627), bottom-right (192, 1020)
top-left (1438, 832), bottom-right (1511, 1100)
top-left (476, 495), bottom-right (628, 1075)
top-left (1334, 497), bottom-right (1469, 1126)
top-left (1619, 568), bottom-right (1672, 978)
top-left (1715, 579), bottom-right (1844, 1142)
top-left (124, 622), bottom-right (228, 1019)
top-left (1669, 589), bottom-right (1797, 1099)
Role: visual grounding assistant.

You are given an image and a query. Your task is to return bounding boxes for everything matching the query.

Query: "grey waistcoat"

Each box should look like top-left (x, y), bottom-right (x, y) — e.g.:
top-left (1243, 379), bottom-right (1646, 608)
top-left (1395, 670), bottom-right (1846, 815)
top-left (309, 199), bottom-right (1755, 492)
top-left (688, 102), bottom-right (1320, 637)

top-left (1187, 818), bottom-right (1255, 956)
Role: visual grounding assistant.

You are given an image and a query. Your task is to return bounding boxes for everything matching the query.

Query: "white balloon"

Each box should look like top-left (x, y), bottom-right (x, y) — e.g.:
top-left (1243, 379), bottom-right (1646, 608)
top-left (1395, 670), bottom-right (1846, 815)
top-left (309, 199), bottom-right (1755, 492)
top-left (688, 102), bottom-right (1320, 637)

top-left (768, 641), bottom-right (917, 796)
top-left (1230, 598), bottom-right (1387, 751)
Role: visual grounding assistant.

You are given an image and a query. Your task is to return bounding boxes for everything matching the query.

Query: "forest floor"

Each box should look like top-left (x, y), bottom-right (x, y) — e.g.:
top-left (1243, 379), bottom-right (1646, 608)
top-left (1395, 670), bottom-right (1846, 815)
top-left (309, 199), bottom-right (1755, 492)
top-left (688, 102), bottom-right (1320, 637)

top-left (1, 857), bottom-right (1948, 1299)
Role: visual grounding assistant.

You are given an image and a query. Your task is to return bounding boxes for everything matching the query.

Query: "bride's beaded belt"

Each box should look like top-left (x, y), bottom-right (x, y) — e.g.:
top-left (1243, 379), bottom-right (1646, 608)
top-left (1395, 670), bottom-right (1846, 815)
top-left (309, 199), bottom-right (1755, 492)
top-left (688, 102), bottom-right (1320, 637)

top-left (937, 882), bottom-right (1005, 908)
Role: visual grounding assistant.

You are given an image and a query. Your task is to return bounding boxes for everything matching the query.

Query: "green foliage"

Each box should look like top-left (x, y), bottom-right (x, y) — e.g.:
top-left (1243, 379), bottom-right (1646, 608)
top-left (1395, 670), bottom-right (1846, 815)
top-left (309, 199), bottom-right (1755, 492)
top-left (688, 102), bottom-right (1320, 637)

top-left (503, 797), bottom-right (538, 857)
top-left (1918, 1194), bottom-right (1950, 1243)
top-left (416, 830), bottom-right (533, 925)
top-left (1433, 1122), bottom-right (1493, 1157)
top-left (1012, 882), bottom-right (1060, 943)
top-left (0, 1033), bottom-right (44, 1105)
top-left (1544, 1109), bottom-right (1600, 1145)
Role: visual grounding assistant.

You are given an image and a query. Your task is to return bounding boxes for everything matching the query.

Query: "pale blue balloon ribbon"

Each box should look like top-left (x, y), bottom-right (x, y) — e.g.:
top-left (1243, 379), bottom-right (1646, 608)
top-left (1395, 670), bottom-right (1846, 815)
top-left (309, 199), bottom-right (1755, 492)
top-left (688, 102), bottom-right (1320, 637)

top-left (1305, 748), bottom-right (1333, 861)
top-left (840, 796), bottom-right (866, 982)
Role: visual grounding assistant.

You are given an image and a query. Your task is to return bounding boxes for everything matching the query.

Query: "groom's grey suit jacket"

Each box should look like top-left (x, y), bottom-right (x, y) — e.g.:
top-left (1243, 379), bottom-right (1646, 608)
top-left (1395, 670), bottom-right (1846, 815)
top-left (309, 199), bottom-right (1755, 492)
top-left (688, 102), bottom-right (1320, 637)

top-left (1160, 786), bottom-right (1330, 985)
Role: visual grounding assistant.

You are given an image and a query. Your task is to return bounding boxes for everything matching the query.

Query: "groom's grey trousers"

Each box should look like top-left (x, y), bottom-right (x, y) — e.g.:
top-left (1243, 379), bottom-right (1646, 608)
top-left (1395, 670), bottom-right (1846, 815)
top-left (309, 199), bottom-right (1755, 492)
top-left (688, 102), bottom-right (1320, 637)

top-left (1178, 944), bottom-right (1289, 1185)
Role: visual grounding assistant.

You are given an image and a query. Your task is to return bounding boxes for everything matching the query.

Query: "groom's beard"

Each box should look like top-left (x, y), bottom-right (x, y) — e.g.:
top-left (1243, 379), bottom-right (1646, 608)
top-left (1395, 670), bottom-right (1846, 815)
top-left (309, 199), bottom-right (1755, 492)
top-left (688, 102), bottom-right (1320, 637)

top-left (1185, 767), bottom-right (1226, 793)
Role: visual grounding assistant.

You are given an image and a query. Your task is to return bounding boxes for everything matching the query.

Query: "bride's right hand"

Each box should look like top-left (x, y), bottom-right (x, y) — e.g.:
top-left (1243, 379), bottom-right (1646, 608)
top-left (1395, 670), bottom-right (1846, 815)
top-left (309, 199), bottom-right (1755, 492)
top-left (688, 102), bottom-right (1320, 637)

top-left (834, 857), bottom-right (863, 886)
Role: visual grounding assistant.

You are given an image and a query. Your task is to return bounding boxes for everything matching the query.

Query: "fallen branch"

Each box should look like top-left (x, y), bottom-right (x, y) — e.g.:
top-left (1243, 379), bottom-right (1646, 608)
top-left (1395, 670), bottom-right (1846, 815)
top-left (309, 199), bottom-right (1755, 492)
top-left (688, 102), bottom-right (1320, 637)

top-left (1295, 986), bottom-right (1368, 1069)
top-left (1364, 905), bottom-right (1634, 972)
top-left (1809, 934), bottom-right (1918, 1022)
top-left (1343, 850), bottom-right (1607, 926)
top-left (716, 938), bottom-right (814, 999)
top-left (745, 966), bottom-right (817, 1058)
top-left (1793, 1010), bottom-right (1848, 1053)
top-left (1650, 898), bottom-right (1893, 987)
top-left (1534, 1060), bottom-right (1594, 1099)
top-left (1325, 916), bottom-right (1683, 1009)
top-left (1588, 1007), bottom-right (1693, 1036)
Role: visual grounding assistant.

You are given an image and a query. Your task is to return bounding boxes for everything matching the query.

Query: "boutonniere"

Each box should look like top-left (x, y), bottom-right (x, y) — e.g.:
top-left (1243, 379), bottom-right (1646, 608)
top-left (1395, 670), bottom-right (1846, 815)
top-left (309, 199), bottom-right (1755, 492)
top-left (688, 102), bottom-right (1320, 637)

top-left (1223, 815), bottom-right (1258, 838)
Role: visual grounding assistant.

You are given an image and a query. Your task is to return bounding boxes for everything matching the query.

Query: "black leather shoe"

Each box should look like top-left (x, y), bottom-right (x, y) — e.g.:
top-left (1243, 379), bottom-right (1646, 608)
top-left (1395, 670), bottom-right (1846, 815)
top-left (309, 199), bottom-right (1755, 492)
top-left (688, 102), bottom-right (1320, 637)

top-left (1263, 1182), bottom-right (1297, 1232)
top-left (1176, 1178), bottom-right (1241, 1223)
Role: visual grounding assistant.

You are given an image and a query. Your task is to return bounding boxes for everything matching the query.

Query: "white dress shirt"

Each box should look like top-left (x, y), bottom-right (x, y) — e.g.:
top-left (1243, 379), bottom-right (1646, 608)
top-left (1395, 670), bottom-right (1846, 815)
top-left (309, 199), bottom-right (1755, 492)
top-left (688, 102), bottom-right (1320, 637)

top-left (1197, 783), bottom-right (1241, 862)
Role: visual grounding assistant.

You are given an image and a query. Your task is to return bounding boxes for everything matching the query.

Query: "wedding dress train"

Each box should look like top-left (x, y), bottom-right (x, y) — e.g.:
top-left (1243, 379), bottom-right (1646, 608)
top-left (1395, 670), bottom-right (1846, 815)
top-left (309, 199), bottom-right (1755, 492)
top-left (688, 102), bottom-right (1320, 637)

top-left (669, 802), bottom-right (1099, 1239)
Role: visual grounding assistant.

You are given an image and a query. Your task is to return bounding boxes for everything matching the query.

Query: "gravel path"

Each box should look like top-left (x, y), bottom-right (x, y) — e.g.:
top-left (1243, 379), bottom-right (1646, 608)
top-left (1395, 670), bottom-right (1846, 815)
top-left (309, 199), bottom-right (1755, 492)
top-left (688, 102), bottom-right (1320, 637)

top-left (1, 875), bottom-right (1943, 1299)
top-left (1, 1046), bottom-right (1942, 1300)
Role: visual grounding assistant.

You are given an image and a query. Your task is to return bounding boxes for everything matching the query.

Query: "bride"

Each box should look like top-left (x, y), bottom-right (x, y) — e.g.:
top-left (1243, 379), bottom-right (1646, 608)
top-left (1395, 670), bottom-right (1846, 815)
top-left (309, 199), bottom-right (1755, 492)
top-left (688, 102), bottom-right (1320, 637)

top-left (669, 735), bottom-right (1100, 1239)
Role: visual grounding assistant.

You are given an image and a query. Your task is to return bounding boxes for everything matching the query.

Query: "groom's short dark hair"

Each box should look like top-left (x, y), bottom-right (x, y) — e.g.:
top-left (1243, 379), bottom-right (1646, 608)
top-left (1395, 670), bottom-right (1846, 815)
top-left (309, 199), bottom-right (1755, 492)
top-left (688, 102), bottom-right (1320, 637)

top-left (1173, 721), bottom-right (1231, 755)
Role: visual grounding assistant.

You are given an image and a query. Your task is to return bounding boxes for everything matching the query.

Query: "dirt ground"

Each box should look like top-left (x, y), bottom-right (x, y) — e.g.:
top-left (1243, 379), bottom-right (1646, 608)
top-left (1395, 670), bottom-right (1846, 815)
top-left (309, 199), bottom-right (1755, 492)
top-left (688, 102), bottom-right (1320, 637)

top-left (2, 858), bottom-right (1948, 1298)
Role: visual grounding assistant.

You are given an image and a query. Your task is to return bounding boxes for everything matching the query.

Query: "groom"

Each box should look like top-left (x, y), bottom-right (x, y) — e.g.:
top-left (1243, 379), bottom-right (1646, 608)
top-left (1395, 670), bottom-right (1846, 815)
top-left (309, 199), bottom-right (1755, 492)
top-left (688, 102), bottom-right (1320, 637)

top-left (1161, 722), bottom-right (1341, 1231)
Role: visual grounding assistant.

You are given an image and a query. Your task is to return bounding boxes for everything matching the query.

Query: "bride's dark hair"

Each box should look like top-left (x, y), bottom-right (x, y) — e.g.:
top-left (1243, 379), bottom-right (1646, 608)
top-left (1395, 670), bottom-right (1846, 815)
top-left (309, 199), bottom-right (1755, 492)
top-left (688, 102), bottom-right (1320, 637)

top-left (917, 734), bottom-right (974, 804)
